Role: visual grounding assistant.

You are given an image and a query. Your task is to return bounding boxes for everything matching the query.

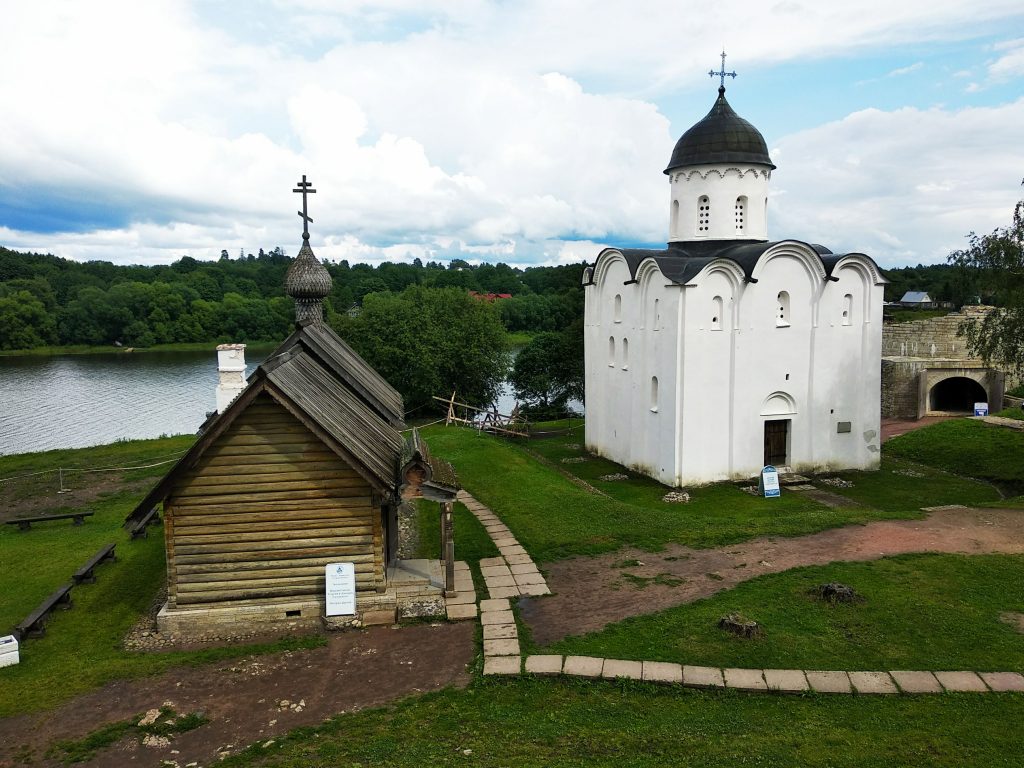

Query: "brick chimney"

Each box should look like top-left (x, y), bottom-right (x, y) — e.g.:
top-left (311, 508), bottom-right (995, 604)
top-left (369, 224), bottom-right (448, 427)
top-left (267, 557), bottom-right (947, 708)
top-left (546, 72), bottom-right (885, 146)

top-left (216, 343), bottom-right (247, 412)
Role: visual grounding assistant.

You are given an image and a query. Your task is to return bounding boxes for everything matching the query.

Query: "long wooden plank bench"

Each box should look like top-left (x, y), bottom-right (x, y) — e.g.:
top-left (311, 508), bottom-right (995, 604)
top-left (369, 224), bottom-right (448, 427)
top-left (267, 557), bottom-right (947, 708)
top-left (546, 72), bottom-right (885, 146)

top-left (6, 511), bottom-right (95, 531)
top-left (72, 543), bottom-right (117, 584)
top-left (14, 583), bottom-right (74, 640)
top-left (129, 506), bottom-right (161, 539)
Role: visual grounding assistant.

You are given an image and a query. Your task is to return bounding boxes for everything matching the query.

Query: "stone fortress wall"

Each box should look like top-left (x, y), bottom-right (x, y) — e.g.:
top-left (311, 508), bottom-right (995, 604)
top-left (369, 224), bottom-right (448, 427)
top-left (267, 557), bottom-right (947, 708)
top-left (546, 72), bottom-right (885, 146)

top-left (881, 306), bottom-right (1015, 419)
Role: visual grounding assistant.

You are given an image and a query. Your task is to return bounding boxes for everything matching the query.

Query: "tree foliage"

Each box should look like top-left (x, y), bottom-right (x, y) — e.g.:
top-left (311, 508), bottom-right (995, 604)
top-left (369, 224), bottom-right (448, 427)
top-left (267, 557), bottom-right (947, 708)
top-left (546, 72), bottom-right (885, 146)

top-left (948, 188), bottom-right (1024, 376)
top-left (332, 286), bottom-right (511, 413)
top-left (0, 246), bottom-right (586, 352)
top-left (509, 320), bottom-right (583, 417)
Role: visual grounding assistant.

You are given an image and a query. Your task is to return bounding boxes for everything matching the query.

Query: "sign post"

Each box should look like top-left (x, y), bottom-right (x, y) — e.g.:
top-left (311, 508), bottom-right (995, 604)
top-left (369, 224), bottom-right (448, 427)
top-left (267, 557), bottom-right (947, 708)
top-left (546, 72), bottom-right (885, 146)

top-left (974, 402), bottom-right (989, 417)
top-left (325, 562), bottom-right (356, 616)
top-left (759, 465), bottom-right (781, 498)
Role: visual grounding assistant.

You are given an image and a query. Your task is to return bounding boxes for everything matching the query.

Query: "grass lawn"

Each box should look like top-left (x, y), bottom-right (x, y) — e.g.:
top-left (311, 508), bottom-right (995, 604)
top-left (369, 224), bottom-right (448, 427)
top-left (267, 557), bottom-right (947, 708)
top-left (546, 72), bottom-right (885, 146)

top-left (220, 678), bottom-right (1024, 767)
top-left (993, 407), bottom-right (1024, 421)
top-left (542, 554), bottom-right (1024, 672)
top-left (414, 500), bottom-right (499, 594)
top-left (505, 331), bottom-right (536, 348)
top-left (810, 456), bottom-right (1000, 510)
top-left (423, 426), bottom-right (999, 562)
top-left (0, 438), bottom-right (323, 717)
top-left (886, 419), bottom-right (1024, 492)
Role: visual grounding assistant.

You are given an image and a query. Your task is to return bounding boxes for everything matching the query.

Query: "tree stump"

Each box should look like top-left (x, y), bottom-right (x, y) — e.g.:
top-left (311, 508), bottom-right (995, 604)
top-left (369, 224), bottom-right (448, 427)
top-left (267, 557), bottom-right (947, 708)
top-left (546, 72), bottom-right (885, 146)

top-left (717, 613), bottom-right (763, 639)
top-left (811, 582), bottom-right (864, 604)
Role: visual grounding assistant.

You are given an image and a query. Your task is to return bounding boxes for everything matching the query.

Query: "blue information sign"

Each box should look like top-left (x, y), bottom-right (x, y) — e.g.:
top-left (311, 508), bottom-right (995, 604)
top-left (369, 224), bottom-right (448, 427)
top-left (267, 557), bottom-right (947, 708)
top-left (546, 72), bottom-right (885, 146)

top-left (760, 465), bottom-right (781, 498)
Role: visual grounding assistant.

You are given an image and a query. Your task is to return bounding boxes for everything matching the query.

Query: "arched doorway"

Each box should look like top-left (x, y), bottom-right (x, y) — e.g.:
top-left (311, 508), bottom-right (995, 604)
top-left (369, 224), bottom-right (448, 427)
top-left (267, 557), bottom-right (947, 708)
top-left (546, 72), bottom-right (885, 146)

top-left (928, 377), bottom-right (988, 413)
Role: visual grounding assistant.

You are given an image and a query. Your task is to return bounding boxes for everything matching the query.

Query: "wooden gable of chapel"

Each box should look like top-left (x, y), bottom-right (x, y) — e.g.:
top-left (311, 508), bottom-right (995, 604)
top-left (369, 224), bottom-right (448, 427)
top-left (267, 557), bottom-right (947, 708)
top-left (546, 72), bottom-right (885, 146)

top-left (163, 393), bottom-right (383, 607)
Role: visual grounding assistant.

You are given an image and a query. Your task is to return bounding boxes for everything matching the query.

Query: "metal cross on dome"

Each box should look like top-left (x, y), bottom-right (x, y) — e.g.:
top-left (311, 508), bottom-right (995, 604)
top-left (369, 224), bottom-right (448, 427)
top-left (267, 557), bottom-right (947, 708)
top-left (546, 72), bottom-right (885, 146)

top-left (293, 174), bottom-right (316, 240)
top-left (708, 50), bottom-right (737, 89)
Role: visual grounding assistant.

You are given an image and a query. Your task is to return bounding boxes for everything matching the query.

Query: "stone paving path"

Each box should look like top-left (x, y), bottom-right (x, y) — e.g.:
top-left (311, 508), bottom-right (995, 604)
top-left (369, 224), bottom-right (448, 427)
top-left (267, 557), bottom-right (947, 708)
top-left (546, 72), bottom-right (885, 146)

top-left (460, 496), bottom-right (1024, 695)
top-left (457, 490), bottom-right (550, 599)
top-left (486, 655), bottom-right (1024, 695)
top-left (444, 560), bottom-right (478, 620)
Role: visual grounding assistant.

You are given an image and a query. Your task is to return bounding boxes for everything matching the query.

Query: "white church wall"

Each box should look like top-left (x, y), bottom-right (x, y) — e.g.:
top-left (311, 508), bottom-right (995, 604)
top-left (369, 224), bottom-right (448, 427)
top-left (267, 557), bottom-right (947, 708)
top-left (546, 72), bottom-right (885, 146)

top-left (634, 264), bottom-right (680, 481)
top-left (725, 249), bottom-right (820, 480)
top-left (810, 259), bottom-right (883, 471)
top-left (676, 264), bottom-right (742, 484)
top-left (585, 253), bottom-right (681, 484)
top-left (668, 165), bottom-right (771, 242)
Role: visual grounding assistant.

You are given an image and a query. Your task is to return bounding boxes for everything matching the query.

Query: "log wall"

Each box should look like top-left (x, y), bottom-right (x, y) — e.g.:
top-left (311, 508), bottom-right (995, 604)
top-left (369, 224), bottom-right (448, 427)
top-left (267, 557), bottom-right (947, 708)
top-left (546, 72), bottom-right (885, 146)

top-left (165, 394), bottom-right (384, 607)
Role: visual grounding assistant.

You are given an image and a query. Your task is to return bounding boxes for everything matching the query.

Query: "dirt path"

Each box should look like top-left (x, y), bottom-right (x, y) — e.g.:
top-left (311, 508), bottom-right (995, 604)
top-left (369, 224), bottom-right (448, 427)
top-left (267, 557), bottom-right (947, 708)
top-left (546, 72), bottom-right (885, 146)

top-left (0, 622), bottom-right (474, 768)
top-left (881, 415), bottom-right (955, 442)
top-left (520, 506), bottom-right (1024, 646)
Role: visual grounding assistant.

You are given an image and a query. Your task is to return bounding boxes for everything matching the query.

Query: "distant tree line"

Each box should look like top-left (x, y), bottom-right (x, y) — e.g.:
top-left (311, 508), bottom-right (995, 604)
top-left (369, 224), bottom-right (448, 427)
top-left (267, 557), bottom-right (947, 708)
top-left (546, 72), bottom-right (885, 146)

top-left (0, 246), bottom-right (585, 352)
top-left (882, 263), bottom-right (985, 306)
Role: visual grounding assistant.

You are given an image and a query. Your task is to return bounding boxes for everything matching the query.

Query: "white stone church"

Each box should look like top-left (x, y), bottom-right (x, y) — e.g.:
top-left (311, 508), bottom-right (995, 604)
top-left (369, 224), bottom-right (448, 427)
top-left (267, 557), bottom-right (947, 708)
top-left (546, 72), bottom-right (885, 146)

top-left (583, 83), bottom-right (885, 487)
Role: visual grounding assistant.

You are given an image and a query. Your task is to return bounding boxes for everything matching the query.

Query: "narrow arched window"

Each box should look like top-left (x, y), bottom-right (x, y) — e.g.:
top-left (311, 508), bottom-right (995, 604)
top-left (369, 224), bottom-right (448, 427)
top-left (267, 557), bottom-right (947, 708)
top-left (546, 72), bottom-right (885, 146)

top-left (697, 195), bottom-right (710, 235)
top-left (735, 196), bottom-right (747, 233)
top-left (608, 336), bottom-right (615, 366)
top-left (652, 298), bottom-right (660, 331)
top-left (650, 376), bottom-right (659, 412)
top-left (711, 295), bottom-right (723, 330)
top-left (622, 337), bottom-right (629, 369)
top-left (614, 294), bottom-right (622, 323)
top-left (777, 291), bottom-right (790, 327)
top-left (671, 199), bottom-right (680, 235)
top-left (842, 293), bottom-right (853, 326)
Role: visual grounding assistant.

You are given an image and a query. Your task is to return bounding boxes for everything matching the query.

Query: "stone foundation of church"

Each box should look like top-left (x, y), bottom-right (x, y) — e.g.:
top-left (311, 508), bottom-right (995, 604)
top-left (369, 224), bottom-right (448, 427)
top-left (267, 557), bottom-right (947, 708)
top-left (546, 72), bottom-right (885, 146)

top-left (155, 559), bottom-right (450, 637)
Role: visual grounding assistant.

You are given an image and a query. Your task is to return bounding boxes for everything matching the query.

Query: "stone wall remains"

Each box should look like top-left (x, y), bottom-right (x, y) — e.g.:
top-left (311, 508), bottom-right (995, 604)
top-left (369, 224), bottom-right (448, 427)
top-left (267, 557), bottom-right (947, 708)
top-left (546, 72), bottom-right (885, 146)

top-left (881, 306), bottom-right (991, 359)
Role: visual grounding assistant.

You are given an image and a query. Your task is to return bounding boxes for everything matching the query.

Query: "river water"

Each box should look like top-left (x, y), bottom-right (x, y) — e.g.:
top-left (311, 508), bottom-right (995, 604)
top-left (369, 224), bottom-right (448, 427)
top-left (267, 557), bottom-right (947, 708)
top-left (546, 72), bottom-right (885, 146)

top-left (0, 350), bottom-right (533, 456)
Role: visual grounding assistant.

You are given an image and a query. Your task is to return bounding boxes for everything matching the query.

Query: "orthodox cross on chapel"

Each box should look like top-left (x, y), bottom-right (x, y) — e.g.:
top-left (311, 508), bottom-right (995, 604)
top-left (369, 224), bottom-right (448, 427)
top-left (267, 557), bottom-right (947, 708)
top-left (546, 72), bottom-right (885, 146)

top-left (284, 173), bottom-right (332, 325)
top-left (708, 49), bottom-right (737, 89)
top-left (293, 174), bottom-right (316, 241)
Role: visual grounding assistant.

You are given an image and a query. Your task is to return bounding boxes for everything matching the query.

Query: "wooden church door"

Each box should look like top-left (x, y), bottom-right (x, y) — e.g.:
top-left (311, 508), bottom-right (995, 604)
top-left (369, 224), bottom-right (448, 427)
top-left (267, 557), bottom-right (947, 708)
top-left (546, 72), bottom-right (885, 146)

top-left (763, 419), bottom-right (788, 467)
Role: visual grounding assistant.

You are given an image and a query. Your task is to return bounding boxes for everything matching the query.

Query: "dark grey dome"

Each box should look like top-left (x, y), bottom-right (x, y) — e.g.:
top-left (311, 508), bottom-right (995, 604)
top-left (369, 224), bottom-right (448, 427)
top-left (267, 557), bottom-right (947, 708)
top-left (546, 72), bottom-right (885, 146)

top-left (665, 87), bottom-right (775, 174)
top-left (285, 240), bottom-right (332, 300)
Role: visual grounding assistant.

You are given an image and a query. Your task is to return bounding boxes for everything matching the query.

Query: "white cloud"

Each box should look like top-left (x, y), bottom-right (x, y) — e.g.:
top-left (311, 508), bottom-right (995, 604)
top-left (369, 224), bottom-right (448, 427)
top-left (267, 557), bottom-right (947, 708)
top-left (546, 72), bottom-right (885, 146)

top-left (1, 0), bottom-right (1024, 269)
top-left (989, 37), bottom-right (1024, 79)
top-left (770, 99), bottom-right (1024, 267)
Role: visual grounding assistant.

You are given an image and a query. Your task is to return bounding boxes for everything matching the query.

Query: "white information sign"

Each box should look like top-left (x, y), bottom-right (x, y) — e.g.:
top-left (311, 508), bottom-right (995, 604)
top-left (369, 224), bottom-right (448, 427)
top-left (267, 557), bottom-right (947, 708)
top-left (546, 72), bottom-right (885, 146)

top-left (974, 402), bottom-right (989, 417)
top-left (760, 466), bottom-right (781, 498)
top-left (325, 562), bottom-right (356, 616)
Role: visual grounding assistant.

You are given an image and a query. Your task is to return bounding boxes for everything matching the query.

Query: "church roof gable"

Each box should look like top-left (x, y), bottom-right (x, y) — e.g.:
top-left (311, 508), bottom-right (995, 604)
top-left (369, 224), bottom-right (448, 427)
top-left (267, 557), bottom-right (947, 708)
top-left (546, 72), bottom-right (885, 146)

top-left (591, 239), bottom-right (884, 287)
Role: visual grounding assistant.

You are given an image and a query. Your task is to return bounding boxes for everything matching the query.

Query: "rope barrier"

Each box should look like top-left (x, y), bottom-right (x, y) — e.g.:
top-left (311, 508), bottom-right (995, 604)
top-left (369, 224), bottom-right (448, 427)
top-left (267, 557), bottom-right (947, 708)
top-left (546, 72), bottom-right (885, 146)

top-left (0, 449), bottom-right (189, 485)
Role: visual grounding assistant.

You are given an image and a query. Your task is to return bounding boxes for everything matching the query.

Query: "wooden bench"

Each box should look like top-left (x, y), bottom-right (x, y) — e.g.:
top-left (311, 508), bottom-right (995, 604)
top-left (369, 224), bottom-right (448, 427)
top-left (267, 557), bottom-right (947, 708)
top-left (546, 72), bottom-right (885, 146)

top-left (72, 543), bottom-right (117, 584)
top-left (129, 506), bottom-right (161, 539)
top-left (14, 583), bottom-right (73, 640)
top-left (6, 511), bottom-right (95, 531)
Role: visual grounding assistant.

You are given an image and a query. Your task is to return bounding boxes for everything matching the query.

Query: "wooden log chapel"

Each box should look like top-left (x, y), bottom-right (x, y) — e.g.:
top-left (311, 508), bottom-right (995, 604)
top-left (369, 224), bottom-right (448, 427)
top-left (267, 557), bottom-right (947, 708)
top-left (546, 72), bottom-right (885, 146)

top-left (125, 177), bottom-right (460, 635)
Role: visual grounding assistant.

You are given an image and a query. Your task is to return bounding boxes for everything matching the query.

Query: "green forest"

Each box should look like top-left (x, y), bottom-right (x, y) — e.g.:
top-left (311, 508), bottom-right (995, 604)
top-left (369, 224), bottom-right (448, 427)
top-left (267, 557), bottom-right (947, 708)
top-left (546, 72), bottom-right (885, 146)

top-left (0, 246), bottom-right (584, 351)
top-left (0, 245), bottom-right (992, 354)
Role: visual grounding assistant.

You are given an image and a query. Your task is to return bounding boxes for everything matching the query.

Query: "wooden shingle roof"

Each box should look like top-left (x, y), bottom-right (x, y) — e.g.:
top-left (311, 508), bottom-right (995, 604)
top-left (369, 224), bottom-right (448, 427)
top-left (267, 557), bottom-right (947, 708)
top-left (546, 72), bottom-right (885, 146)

top-left (125, 321), bottom-right (457, 525)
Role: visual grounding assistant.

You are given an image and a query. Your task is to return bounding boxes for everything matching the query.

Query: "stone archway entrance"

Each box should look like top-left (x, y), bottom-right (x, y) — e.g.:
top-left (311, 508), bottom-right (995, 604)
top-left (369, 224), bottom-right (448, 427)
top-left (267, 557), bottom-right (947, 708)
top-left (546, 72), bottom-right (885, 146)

top-left (928, 376), bottom-right (988, 414)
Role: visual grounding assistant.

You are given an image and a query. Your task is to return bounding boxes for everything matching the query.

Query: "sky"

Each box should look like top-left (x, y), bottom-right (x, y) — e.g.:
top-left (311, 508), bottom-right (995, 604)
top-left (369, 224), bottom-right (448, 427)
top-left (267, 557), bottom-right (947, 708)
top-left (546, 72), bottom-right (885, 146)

top-left (1, 0), bottom-right (1023, 271)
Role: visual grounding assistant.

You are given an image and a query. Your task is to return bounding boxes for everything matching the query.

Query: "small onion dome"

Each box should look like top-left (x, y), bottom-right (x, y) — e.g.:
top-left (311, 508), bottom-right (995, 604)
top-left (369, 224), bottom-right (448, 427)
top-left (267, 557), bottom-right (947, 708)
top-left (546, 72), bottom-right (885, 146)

top-left (285, 240), bottom-right (332, 300)
top-left (664, 86), bottom-right (775, 174)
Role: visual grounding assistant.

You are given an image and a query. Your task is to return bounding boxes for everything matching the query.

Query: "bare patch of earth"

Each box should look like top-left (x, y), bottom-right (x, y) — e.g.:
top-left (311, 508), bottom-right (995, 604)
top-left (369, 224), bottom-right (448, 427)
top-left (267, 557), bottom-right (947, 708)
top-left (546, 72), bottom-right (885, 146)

top-left (520, 506), bottom-right (1024, 646)
top-left (0, 622), bottom-right (475, 768)
top-left (881, 415), bottom-right (956, 443)
top-left (1000, 612), bottom-right (1024, 634)
top-left (0, 472), bottom-right (156, 522)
